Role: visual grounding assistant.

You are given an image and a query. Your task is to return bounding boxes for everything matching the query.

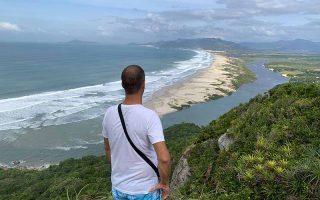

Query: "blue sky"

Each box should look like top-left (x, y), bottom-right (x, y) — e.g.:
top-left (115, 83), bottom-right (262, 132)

top-left (0, 0), bottom-right (319, 43)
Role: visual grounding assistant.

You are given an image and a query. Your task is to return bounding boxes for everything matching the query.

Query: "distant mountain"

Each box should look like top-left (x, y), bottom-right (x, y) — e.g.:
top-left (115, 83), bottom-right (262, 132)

top-left (148, 38), bottom-right (246, 51)
top-left (64, 40), bottom-right (97, 44)
top-left (240, 39), bottom-right (320, 53)
top-left (147, 38), bottom-right (320, 53)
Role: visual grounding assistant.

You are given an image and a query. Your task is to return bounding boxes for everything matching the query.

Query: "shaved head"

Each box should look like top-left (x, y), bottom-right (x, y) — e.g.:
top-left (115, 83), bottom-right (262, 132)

top-left (121, 65), bottom-right (145, 95)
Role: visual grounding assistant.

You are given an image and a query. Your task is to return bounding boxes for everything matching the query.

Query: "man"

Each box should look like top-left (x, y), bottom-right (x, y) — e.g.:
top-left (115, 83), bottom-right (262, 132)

top-left (102, 65), bottom-right (171, 200)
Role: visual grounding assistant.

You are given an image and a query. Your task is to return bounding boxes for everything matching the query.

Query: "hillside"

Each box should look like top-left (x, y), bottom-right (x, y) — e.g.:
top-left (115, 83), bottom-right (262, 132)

top-left (149, 38), bottom-right (245, 51)
top-left (145, 38), bottom-right (320, 53)
top-left (241, 39), bottom-right (320, 53)
top-left (173, 83), bottom-right (320, 199)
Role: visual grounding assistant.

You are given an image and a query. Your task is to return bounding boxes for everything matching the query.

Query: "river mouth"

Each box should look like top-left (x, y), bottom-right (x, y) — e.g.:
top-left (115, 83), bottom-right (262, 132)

top-left (161, 61), bottom-right (288, 127)
top-left (0, 61), bottom-right (288, 169)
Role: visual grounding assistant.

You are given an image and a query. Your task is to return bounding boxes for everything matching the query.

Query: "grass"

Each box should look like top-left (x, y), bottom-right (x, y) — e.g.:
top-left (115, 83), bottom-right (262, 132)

top-left (226, 58), bottom-right (256, 89)
top-left (241, 53), bottom-right (320, 83)
top-left (205, 94), bottom-right (224, 101)
top-left (175, 83), bottom-right (320, 199)
top-left (216, 88), bottom-right (233, 95)
top-left (168, 103), bottom-right (191, 111)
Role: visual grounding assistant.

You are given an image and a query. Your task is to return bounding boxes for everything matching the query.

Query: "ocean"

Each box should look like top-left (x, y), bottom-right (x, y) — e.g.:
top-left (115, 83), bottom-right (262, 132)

top-left (0, 42), bottom-right (213, 168)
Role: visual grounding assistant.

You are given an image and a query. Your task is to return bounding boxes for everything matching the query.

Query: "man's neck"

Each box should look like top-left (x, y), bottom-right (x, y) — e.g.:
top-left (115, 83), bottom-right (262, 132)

top-left (123, 94), bottom-right (142, 105)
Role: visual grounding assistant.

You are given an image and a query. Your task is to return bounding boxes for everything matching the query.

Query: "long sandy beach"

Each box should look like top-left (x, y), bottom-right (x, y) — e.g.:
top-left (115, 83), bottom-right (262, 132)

top-left (145, 52), bottom-right (242, 116)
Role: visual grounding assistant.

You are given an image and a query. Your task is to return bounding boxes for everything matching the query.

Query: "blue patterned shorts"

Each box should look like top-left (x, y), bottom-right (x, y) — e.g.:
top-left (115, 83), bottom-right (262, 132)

top-left (112, 187), bottom-right (161, 200)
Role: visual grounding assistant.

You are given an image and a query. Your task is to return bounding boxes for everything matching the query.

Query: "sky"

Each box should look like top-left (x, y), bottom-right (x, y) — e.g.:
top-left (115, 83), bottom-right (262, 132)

top-left (0, 0), bottom-right (320, 43)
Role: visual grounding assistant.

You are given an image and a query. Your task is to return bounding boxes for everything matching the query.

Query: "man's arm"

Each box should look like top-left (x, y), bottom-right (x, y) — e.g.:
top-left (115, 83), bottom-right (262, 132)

top-left (150, 141), bottom-right (171, 198)
top-left (154, 141), bottom-right (171, 185)
top-left (104, 138), bottom-right (111, 162)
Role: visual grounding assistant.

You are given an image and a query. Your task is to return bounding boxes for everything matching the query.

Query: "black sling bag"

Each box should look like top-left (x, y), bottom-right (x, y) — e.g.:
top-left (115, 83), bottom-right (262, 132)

top-left (117, 104), bottom-right (160, 178)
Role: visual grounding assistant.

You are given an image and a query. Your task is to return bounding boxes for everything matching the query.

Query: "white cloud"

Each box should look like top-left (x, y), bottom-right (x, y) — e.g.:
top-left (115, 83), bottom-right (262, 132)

top-left (218, 0), bottom-right (320, 15)
top-left (97, 25), bottom-right (111, 36)
top-left (0, 21), bottom-right (21, 31)
top-left (2, 1), bottom-right (318, 42)
top-left (58, 30), bottom-right (69, 36)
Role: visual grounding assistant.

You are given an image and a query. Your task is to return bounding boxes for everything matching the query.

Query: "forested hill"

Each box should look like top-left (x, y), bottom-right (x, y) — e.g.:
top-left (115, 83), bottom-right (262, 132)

top-left (148, 38), bottom-right (245, 51)
top-left (241, 39), bottom-right (320, 53)
top-left (1, 83), bottom-right (319, 199)
top-left (145, 38), bottom-right (320, 53)
top-left (173, 83), bottom-right (320, 199)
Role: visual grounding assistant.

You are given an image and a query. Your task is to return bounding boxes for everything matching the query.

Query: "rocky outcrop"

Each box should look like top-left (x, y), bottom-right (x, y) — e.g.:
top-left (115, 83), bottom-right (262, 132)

top-left (218, 133), bottom-right (234, 151)
top-left (170, 134), bottom-right (233, 195)
top-left (170, 145), bottom-right (194, 192)
top-left (170, 139), bottom-right (217, 193)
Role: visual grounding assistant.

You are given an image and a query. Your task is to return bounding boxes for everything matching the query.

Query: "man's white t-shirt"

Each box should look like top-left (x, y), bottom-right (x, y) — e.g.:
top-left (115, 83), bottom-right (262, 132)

top-left (102, 104), bottom-right (165, 195)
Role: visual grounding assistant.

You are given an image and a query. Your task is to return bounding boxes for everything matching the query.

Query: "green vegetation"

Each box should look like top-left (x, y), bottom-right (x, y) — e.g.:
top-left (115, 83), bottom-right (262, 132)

top-left (0, 156), bottom-right (112, 200)
top-left (0, 123), bottom-right (200, 200)
top-left (215, 88), bottom-right (232, 96)
top-left (242, 53), bottom-right (320, 83)
top-left (227, 57), bottom-right (256, 89)
top-left (210, 80), bottom-right (225, 86)
top-left (205, 94), bottom-right (224, 101)
top-left (165, 123), bottom-right (201, 176)
top-left (168, 103), bottom-right (191, 111)
top-left (176, 83), bottom-right (320, 199)
top-left (220, 56), bottom-right (256, 90)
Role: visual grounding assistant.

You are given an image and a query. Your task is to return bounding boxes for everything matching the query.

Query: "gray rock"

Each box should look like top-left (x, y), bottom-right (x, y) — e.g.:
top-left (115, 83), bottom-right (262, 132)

top-left (170, 145), bottom-right (194, 192)
top-left (170, 139), bottom-right (217, 196)
top-left (218, 133), bottom-right (234, 151)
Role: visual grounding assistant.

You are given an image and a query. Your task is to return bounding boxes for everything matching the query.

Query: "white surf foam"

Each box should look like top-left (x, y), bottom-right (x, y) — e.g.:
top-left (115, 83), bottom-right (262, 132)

top-left (47, 145), bottom-right (88, 151)
top-left (73, 138), bottom-right (104, 145)
top-left (0, 50), bottom-right (213, 142)
top-left (0, 162), bottom-right (9, 168)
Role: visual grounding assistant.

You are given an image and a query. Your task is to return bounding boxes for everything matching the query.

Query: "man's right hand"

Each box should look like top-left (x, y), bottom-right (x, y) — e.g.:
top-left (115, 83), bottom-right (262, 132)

top-left (152, 141), bottom-right (171, 199)
top-left (149, 183), bottom-right (170, 199)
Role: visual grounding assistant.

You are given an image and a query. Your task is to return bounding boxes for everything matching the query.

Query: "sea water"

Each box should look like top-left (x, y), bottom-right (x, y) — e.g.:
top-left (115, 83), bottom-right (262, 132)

top-left (0, 42), bottom-right (213, 168)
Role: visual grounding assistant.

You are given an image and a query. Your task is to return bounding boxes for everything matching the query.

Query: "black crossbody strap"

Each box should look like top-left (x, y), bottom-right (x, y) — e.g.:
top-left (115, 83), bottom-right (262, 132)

top-left (117, 104), bottom-right (160, 178)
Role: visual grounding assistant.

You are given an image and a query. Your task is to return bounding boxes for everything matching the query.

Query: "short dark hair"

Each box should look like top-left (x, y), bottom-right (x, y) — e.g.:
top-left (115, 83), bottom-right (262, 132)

top-left (121, 65), bottom-right (145, 95)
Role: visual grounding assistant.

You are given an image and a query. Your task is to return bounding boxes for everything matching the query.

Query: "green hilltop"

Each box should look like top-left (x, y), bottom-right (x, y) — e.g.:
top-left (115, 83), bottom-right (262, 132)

top-left (148, 38), bottom-right (246, 51)
top-left (173, 83), bottom-right (320, 199)
top-left (148, 38), bottom-right (320, 53)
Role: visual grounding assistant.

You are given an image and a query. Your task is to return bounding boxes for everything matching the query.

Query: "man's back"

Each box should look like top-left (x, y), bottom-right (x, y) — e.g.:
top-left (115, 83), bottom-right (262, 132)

top-left (102, 104), bottom-right (164, 194)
